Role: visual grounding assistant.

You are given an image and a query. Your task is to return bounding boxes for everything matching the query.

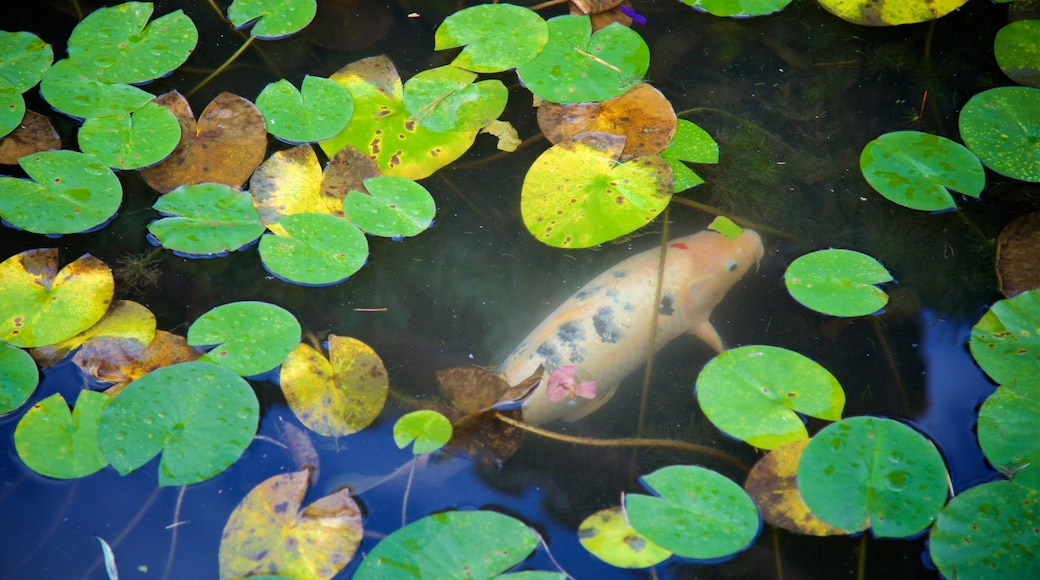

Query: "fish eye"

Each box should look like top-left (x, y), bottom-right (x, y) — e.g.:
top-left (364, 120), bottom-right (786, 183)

top-left (726, 259), bottom-right (738, 272)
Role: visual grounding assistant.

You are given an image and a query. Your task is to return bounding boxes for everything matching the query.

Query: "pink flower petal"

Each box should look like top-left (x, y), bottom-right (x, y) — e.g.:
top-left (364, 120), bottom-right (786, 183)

top-left (574, 380), bottom-right (597, 400)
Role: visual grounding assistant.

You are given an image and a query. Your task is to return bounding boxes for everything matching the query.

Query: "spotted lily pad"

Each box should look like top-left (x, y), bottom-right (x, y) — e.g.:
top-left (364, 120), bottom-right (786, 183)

top-left (578, 507), bottom-right (671, 568)
top-left (995, 19), bottom-right (1040, 88)
top-left (744, 440), bottom-right (847, 536)
top-left (78, 101), bottom-right (181, 169)
top-left (663, 119), bottom-right (719, 192)
top-left (342, 176), bottom-right (435, 238)
top-left (148, 183), bottom-right (265, 256)
top-left (187, 301), bottom-right (301, 377)
top-left (256, 75), bottom-right (353, 143)
top-left (0, 342), bottom-right (37, 414)
top-left (785, 249), bottom-right (893, 317)
top-left (978, 381), bottom-right (1040, 489)
top-left (14, 390), bottom-right (110, 479)
top-left (434, 3), bottom-right (549, 72)
top-left (959, 86), bottom-right (1040, 182)
top-left (816, 0), bottom-right (969, 26)
top-left (258, 212), bottom-right (369, 286)
top-left (969, 289), bottom-right (1040, 388)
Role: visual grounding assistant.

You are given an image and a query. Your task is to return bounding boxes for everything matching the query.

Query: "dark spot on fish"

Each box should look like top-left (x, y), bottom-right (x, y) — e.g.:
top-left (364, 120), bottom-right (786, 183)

top-left (624, 302), bottom-right (634, 311)
top-left (574, 284), bottom-right (600, 301)
top-left (536, 343), bottom-right (562, 367)
top-left (659, 294), bottom-right (675, 316)
top-left (605, 289), bottom-right (619, 298)
top-left (556, 321), bottom-right (584, 345)
top-left (612, 271), bottom-right (627, 279)
top-left (593, 306), bottom-right (622, 343)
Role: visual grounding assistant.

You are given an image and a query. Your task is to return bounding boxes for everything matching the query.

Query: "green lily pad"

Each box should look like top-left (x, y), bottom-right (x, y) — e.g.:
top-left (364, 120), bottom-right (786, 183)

top-left (798, 417), bottom-right (949, 538)
top-left (402, 66), bottom-right (507, 132)
top-left (0, 31), bottom-right (53, 92)
top-left (354, 511), bottom-right (538, 579)
top-left (662, 119), bottom-right (718, 192)
top-left (625, 465), bottom-right (760, 561)
top-left (14, 390), bottom-right (110, 479)
top-left (228, 0), bottom-right (317, 39)
top-left (434, 4), bottom-right (548, 73)
top-left (680, 0), bottom-right (794, 18)
top-left (67, 2), bottom-right (197, 85)
top-left (148, 183), bottom-right (265, 256)
top-left (342, 176), bottom-right (435, 238)
top-left (860, 131), bottom-right (985, 211)
top-left (578, 507), bottom-right (671, 568)
top-left (258, 212), bottom-right (369, 286)
top-left (393, 410), bottom-right (452, 455)
top-left (930, 480), bottom-right (1040, 578)
top-left (785, 249), bottom-right (893, 317)
top-left (78, 101), bottom-right (181, 169)
top-left (959, 86), bottom-right (1040, 182)
top-left (978, 381), bottom-right (1040, 489)
top-left (187, 301), bottom-right (301, 377)
top-left (696, 345), bottom-right (844, 450)
top-left (516, 16), bottom-right (649, 104)
top-left (994, 19), bottom-right (1040, 88)
top-left (969, 289), bottom-right (1040, 387)
top-left (97, 360), bottom-right (258, 486)
top-left (0, 83), bottom-right (23, 138)
top-left (255, 75), bottom-right (353, 144)
top-left (0, 342), bottom-right (37, 415)
top-left (521, 132), bottom-right (672, 248)
top-left (0, 150), bottom-right (122, 235)
top-left (40, 59), bottom-right (155, 119)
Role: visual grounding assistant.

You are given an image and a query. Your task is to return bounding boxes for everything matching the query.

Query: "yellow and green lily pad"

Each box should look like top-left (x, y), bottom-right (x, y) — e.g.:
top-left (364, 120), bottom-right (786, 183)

top-left (817, 0), bottom-right (969, 26)
top-left (14, 390), bottom-right (110, 479)
top-left (578, 506), bottom-right (671, 568)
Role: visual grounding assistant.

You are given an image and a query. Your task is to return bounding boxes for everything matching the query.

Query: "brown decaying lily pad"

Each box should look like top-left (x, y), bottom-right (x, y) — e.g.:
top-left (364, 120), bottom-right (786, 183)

top-left (0, 110), bottom-right (60, 164)
top-left (570, 0), bottom-right (636, 30)
top-left (321, 145), bottom-right (381, 214)
top-left (537, 83), bottom-right (676, 161)
top-left (996, 211), bottom-right (1040, 297)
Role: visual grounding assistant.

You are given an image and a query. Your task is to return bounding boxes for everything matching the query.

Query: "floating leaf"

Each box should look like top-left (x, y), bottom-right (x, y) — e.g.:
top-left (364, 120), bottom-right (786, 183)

top-left (978, 381), bottom-right (1040, 489)
top-left (996, 212), bottom-right (1040, 297)
top-left (78, 101), bottom-right (181, 170)
top-left (188, 301), bottom-right (301, 377)
top-left (707, 215), bottom-right (742, 240)
top-left (0, 83), bottom-right (23, 139)
top-left (354, 511), bottom-right (538, 579)
top-left (930, 480), bottom-right (1040, 578)
top-left (219, 470), bottom-right (362, 580)
top-left (0, 249), bottom-right (114, 349)
top-left (250, 145), bottom-right (330, 223)
top-left (859, 131), bottom-right (984, 211)
top-left (228, 0), bottom-right (317, 39)
top-left (662, 119), bottom-right (718, 192)
top-left (816, 0), bottom-right (969, 26)
top-left (393, 410), bottom-right (452, 455)
top-left (39, 59), bottom-right (154, 119)
top-left (696, 345), bottom-right (844, 450)
top-left (342, 176), bottom-right (435, 238)
top-left (625, 465), bottom-right (760, 561)
top-left (434, 4), bottom-right (549, 73)
top-left (0, 110), bottom-right (61, 164)
top-left (14, 390), bottom-right (110, 479)
top-left (256, 76), bottom-right (353, 143)
top-left (959, 86), bottom-right (1040, 182)
top-left (968, 289), bottom-right (1040, 387)
top-left (280, 336), bottom-right (388, 437)
top-left (148, 183), bottom-right (265, 256)
top-left (258, 212), bottom-right (369, 286)
top-left (402, 66), bottom-right (507, 133)
top-left (798, 417), bottom-right (949, 538)
top-left (30, 299), bottom-right (156, 367)
top-left (680, 0), bottom-right (794, 17)
top-left (521, 132), bottom-right (672, 248)
top-left (785, 249), bottom-right (893, 317)
top-left (516, 16), bottom-right (648, 104)
top-left (744, 440), bottom-right (847, 536)
top-left (0, 342), bottom-right (38, 415)
top-left (481, 119), bottom-right (521, 152)
top-left (0, 31), bottom-right (53, 93)
top-left (995, 19), bottom-right (1040, 88)
top-left (0, 150), bottom-right (122, 235)
top-left (97, 360), bottom-right (258, 486)
top-left (578, 506), bottom-right (671, 568)
top-left (140, 91), bottom-right (268, 193)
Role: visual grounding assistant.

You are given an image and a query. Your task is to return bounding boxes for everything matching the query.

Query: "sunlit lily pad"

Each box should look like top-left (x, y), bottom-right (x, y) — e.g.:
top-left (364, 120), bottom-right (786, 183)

top-left (930, 480), bottom-right (1040, 578)
top-left (860, 130), bottom-right (985, 211)
top-left (817, 0), bottom-right (969, 26)
top-left (228, 0), bottom-right (317, 39)
top-left (354, 511), bottom-right (538, 579)
top-left (258, 212), bottom-right (369, 286)
top-left (342, 176), bottom-right (435, 238)
top-left (402, 66), bottom-right (507, 133)
top-left (434, 3), bottom-right (548, 72)
top-left (521, 132), bottom-right (672, 248)
top-left (256, 75), bottom-right (353, 143)
top-left (959, 86), bottom-right (1040, 182)
top-left (785, 249), bottom-right (893, 316)
top-left (393, 410), bottom-right (452, 455)
top-left (97, 360), bottom-right (258, 486)
top-left (219, 470), bottom-right (362, 580)
top-left (40, 59), bottom-right (154, 119)
top-left (0, 249), bottom-right (114, 349)
top-left (578, 506), bottom-right (671, 568)
top-left (250, 145), bottom-right (331, 224)
top-left (625, 465), bottom-right (760, 561)
top-left (0, 342), bottom-right (38, 415)
top-left (995, 19), bottom-right (1040, 88)
top-left (663, 119), bottom-right (718, 192)
top-left (188, 301), bottom-right (301, 377)
top-left (0, 31), bottom-right (53, 93)
top-left (149, 183), bottom-right (265, 256)
top-left (76, 330), bottom-right (201, 396)
top-left (78, 101), bottom-right (181, 169)
top-left (696, 345), bottom-right (845, 449)
top-left (680, 0), bottom-right (793, 18)
top-left (0, 150), bottom-right (122, 235)
top-left (968, 289), bottom-right (1040, 387)
top-left (14, 390), bottom-right (110, 479)
top-left (798, 416), bottom-right (949, 537)
top-left (978, 381), bottom-right (1040, 489)
top-left (744, 440), bottom-right (847, 536)
top-left (30, 299), bottom-right (156, 367)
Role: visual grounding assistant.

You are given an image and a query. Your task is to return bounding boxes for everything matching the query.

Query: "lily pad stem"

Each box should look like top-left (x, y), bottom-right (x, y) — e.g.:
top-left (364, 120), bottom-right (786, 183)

top-left (187, 36), bottom-right (254, 98)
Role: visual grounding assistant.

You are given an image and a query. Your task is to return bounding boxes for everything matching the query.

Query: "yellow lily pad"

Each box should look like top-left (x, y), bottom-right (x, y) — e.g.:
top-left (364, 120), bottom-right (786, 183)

top-left (817, 0), bottom-right (969, 26)
top-left (578, 506), bottom-right (671, 568)
top-left (744, 440), bottom-right (847, 536)
top-left (30, 299), bottom-right (156, 367)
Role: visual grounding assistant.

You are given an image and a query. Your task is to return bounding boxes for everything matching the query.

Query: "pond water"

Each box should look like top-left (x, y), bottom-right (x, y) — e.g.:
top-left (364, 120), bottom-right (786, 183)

top-left (1, 0), bottom-right (1036, 578)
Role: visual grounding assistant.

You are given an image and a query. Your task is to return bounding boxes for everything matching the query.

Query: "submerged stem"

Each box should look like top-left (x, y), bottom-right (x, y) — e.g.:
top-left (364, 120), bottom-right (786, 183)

top-left (401, 457), bottom-right (418, 528)
top-left (186, 36), bottom-right (255, 98)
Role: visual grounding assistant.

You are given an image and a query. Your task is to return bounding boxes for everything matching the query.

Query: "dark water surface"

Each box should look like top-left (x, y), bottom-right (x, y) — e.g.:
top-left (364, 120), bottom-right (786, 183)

top-left (2, 0), bottom-right (1036, 578)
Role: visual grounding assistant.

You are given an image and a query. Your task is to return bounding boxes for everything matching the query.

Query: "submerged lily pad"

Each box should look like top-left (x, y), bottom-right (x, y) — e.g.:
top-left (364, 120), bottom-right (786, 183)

top-left (434, 3), bottom-right (548, 73)
top-left (148, 183), bottom-right (265, 256)
top-left (14, 390), bottom-right (109, 479)
top-left (978, 381), bottom-right (1040, 489)
top-left (968, 289), bottom-right (1040, 387)
top-left (959, 86), bottom-right (1040, 182)
top-left (996, 212), bottom-right (1040, 297)
top-left (785, 249), bottom-right (893, 317)
top-left (256, 76), bottom-right (353, 144)
top-left (188, 301), bottom-right (301, 377)
top-left (578, 507), bottom-right (671, 568)
top-left (0, 342), bottom-right (37, 414)
top-left (994, 19), bottom-right (1040, 88)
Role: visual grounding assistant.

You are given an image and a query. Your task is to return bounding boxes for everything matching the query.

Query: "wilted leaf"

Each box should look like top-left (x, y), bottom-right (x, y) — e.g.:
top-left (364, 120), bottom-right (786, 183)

top-left (320, 145), bottom-right (381, 214)
top-left (393, 410), bottom-right (452, 455)
top-left (480, 120), bottom-right (521, 152)
top-left (188, 301), bottom-right (301, 377)
top-left (578, 506), bottom-right (671, 568)
top-left (433, 366), bottom-right (528, 463)
top-left (0, 110), bottom-right (61, 164)
top-left (71, 330), bottom-right (201, 396)
top-left (14, 390), bottom-right (109, 479)
top-left (997, 212), bottom-right (1040, 297)
top-left (31, 299), bottom-right (156, 367)
top-left (0, 342), bottom-right (38, 415)
top-left (744, 440), bottom-right (847, 536)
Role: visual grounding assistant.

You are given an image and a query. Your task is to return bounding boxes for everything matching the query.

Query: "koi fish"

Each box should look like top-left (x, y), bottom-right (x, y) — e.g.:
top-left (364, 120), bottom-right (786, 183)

top-left (497, 228), bottom-right (764, 424)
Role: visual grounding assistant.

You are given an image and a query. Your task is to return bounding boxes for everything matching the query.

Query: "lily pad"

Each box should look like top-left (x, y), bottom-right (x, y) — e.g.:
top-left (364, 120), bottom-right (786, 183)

top-left (816, 0), bottom-right (969, 26)
top-left (0, 342), bottom-right (37, 415)
top-left (785, 249), bottom-right (893, 317)
top-left (797, 416), bottom-right (949, 538)
top-left (680, 0), bottom-right (794, 18)
top-left (959, 86), bottom-right (1040, 182)
top-left (256, 76), bottom-right (353, 143)
top-left (14, 390), bottom-right (110, 479)
top-left (662, 119), bottom-right (719, 192)
top-left (402, 66), bottom-right (507, 133)
top-left (39, 59), bottom-right (154, 119)
top-left (97, 360), bottom-right (258, 486)
top-left (968, 289), bottom-right (1040, 387)
top-left (0, 109), bottom-right (61, 164)
top-left (393, 410), bottom-right (452, 455)
top-left (0, 31), bottom-right (53, 93)
top-left (521, 132), bottom-right (672, 248)
top-left (148, 183), bottom-right (265, 256)
top-left (354, 511), bottom-right (538, 579)
top-left (342, 176), bottom-right (435, 238)
top-left (578, 506), bottom-right (671, 568)
top-left (0, 85), bottom-right (24, 140)
top-left (0, 150), bottom-right (122, 235)
top-left (978, 381), bottom-right (1040, 489)
top-left (625, 465), bottom-right (760, 561)
top-left (696, 345), bottom-right (845, 450)
top-left (78, 101), bottom-right (181, 170)
top-left (250, 145), bottom-right (331, 224)
top-left (228, 0), bottom-right (317, 39)
top-left (860, 130), bottom-right (985, 211)
top-left (434, 4), bottom-right (549, 73)
top-left (258, 212), bottom-right (369, 286)
top-left (187, 301), bottom-right (301, 377)
top-left (995, 19), bottom-right (1040, 88)
top-left (30, 299), bottom-right (156, 368)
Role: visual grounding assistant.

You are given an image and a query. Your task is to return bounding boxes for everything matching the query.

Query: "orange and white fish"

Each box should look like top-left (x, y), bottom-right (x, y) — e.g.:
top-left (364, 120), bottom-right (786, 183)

top-left (497, 228), bottom-right (764, 424)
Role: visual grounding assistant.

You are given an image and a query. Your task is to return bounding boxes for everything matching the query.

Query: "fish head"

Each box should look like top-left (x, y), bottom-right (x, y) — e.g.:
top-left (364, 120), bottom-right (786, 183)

top-left (671, 228), bottom-right (764, 310)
